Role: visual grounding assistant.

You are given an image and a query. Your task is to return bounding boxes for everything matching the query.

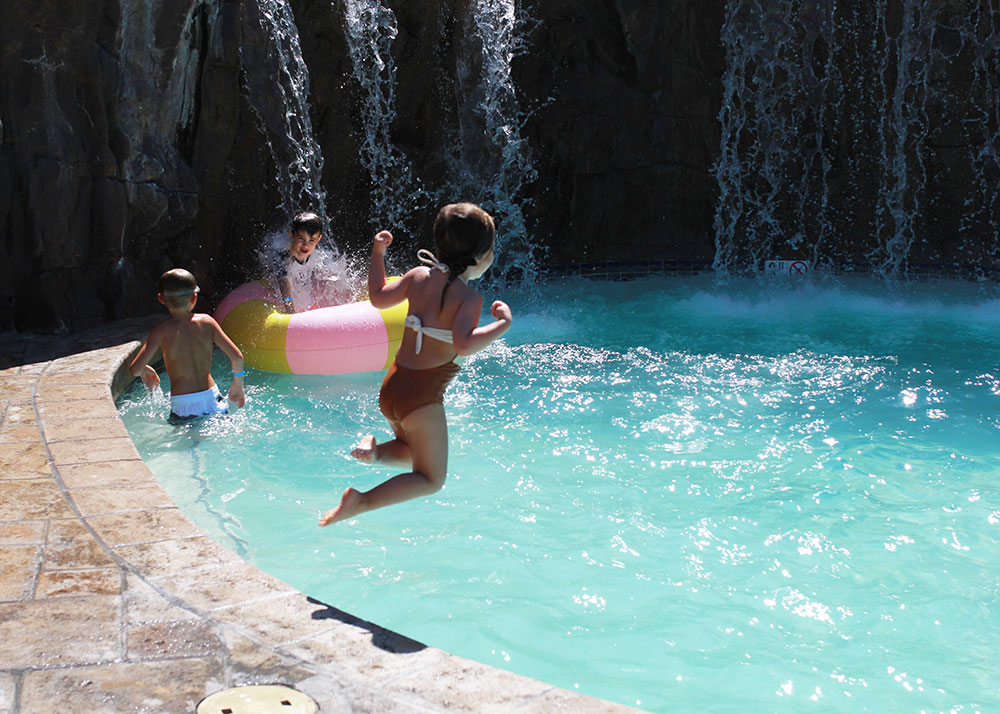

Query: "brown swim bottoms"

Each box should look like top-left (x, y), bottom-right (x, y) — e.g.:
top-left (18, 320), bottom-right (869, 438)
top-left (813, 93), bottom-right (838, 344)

top-left (378, 360), bottom-right (461, 424)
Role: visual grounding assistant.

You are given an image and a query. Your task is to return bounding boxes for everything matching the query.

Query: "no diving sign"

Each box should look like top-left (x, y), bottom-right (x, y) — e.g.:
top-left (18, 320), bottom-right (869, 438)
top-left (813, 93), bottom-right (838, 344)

top-left (764, 260), bottom-right (810, 276)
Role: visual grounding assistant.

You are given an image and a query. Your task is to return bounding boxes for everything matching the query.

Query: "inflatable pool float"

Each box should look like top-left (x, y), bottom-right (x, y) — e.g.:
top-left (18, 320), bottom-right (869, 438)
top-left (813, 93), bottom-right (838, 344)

top-left (214, 281), bottom-right (407, 375)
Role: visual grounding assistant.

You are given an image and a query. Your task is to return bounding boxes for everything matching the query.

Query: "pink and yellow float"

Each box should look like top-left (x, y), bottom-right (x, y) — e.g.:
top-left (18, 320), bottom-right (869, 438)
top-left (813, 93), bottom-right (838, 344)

top-left (214, 282), bottom-right (408, 375)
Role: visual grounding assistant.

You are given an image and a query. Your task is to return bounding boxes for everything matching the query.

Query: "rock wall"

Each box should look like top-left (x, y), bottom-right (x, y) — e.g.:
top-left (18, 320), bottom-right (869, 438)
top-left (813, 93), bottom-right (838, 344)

top-left (0, 0), bottom-right (282, 331)
top-left (0, 0), bottom-right (727, 331)
top-left (1, 1), bottom-right (996, 332)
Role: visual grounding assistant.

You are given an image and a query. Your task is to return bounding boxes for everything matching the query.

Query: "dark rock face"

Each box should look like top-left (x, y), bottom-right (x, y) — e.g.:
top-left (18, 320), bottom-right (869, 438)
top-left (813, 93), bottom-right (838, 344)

top-left (0, 0), bottom-right (727, 331)
top-left (1, 1), bottom-right (996, 332)
top-left (0, 0), bottom-right (281, 331)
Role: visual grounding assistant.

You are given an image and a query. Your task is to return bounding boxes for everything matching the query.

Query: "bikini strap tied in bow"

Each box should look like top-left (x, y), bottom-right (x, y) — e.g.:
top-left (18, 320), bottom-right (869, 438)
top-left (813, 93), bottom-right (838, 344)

top-left (417, 249), bottom-right (450, 273)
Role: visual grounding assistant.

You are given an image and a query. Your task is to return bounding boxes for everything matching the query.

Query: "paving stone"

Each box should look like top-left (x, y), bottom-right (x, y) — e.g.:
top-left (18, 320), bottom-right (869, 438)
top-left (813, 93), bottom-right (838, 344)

top-left (37, 398), bottom-right (120, 421)
top-left (0, 376), bottom-right (36, 401)
top-left (381, 654), bottom-right (555, 714)
top-left (115, 536), bottom-right (243, 578)
top-left (521, 686), bottom-right (644, 713)
top-left (1, 402), bottom-right (36, 426)
top-left (0, 443), bottom-right (51, 478)
top-left (42, 417), bottom-right (129, 443)
top-left (47, 437), bottom-right (140, 466)
top-left (0, 545), bottom-right (41, 602)
top-left (37, 370), bottom-right (109, 386)
top-left (88, 508), bottom-right (203, 548)
top-left (0, 597), bottom-right (121, 669)
top-left (0, 424), bottom-right (41, 443)
top-left (19, 658), bottom-right (224, 714)
top-left (58, 459), bottom-right (154, 488)
top-left (150, 561), bottom-right (296, 613)
top-left (35, 568), bottom-right (121, 599)
top-left (34, 383), bottom-right (111, 403)
top-left (0, 480), bottom-right (74, 520)
top-left (209, 593), bottom-right (342, 647)
top-left (0, 672), bottom-right (14, 714)
top-left (0, 521), bottom-right (46, 545)
top-left (224, 631), bottom-right (321, 686)
top-left (43, 519), bottom-right (116, 570)
top-left (126, 619), bottom-right (222, 660)
top-left (281, 622), bottom-right (443, 687)
top-left (68, 482), bottom-right (175, 516)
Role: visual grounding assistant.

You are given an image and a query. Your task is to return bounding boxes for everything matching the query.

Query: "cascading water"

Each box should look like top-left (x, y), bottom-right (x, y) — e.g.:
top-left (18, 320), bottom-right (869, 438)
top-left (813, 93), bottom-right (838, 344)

top-left (713, 0), bottom-right (1000, 277)
top-left (958, 1), bottom-right (1000, 277)
top-left (341, 0), bottom-right (426, 231)
top-left (453, 0), bottom-right (541, 283)
top-left (241, 0), bottom-right (329, 229)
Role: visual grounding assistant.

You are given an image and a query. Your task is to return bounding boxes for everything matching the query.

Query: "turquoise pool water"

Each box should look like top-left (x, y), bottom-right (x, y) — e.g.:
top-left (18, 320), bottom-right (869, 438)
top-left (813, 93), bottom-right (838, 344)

top-left (119, 274), bottom-right (1000, 713)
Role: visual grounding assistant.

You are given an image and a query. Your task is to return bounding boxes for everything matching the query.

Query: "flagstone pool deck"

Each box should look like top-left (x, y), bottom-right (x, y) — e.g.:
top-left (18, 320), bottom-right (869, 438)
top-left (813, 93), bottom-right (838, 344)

top-left (0, 320), bottom-right (640, 714)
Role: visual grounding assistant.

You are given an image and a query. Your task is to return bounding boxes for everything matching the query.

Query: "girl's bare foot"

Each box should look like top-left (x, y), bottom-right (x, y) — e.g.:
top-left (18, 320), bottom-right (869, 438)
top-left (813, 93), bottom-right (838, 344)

top-left (351, 434), bottom-right (377, 463)
top-left (318, 487), bottom-right (365, 526)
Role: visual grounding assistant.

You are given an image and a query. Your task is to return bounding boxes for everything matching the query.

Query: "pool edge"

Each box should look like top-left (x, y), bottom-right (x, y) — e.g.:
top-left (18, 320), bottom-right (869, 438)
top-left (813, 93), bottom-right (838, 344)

top-left (0, 324), bottom-right (644, 713)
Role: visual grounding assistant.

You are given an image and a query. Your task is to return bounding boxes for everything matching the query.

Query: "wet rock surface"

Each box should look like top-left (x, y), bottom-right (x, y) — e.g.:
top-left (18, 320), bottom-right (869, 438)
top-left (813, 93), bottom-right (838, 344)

top-left (1, 1), bottom-right (995, 331)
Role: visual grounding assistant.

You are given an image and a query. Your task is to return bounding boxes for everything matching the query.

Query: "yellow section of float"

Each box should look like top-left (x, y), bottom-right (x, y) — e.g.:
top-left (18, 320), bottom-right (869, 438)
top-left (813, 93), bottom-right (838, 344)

top-left (380, 299), bottom-right (408, 369)
top-left (223, 299), bottom-right (292, 373)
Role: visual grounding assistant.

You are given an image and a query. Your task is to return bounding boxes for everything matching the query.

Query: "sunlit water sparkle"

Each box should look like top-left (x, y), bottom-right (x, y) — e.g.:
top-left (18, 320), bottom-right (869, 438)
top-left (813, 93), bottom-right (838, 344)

top-left (119, 274), bottom-right (1000, 713)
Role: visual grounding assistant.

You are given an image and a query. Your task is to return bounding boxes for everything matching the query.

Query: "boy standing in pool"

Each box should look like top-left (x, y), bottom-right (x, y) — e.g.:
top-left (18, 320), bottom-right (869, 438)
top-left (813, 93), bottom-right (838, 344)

top-left (319, 203), bottom-right (513, 525)
top-left (273, 211), bottom-right (353, 313)
top-left (129, 268), bottom-right (247, 419)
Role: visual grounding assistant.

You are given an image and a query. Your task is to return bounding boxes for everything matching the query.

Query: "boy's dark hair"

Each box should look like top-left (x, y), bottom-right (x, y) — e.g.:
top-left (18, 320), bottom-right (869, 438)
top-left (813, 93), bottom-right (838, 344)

top-left (433, 203), bottom-right (496, 307)
top-left (291, 211), bottom-right (323, 236)
top-left (159, 268), bottom-right (199, 309)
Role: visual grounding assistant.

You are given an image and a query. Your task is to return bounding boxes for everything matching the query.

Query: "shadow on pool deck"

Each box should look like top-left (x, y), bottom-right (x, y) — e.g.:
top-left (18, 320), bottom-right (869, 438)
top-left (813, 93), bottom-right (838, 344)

top-left (0, 321), bottom-right (643, 713)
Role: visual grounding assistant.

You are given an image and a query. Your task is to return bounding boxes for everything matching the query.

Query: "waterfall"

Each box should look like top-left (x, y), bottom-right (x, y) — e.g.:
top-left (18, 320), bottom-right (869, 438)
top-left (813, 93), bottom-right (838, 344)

top-left (241, 0), bottom-right (329, 233)
top-left (454, 0), bottom-right (540, 283)
top-left (713, 0), bottom-right (837, 274)
top-left (712, 0), bottom-right (1000, 277)
top-left (341, 0), bottom-right (425, 230)
top-left (960, 1), bottom-right (1000, 277)
top-left (870, 2), bottom-right (934, 277)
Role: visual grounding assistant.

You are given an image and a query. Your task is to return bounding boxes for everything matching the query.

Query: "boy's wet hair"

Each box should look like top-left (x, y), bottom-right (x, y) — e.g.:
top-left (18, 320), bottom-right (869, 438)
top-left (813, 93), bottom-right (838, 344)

top-left (159, 268), bottom-right (199, 309)
top-left (291, 211), bottom-right (323, 236)
top-left (433, 202), bottom-right (496, 307)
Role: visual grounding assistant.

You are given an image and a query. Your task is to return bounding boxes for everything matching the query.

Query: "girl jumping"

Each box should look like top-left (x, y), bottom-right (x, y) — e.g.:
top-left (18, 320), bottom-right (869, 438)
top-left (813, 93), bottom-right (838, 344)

top-left (319, 203), bottom-right (513, 525)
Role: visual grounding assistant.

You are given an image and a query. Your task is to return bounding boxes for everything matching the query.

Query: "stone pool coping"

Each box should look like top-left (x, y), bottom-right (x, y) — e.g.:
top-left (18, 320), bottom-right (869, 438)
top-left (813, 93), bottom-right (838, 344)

top-left (0, 319), bottom-right (641, 713)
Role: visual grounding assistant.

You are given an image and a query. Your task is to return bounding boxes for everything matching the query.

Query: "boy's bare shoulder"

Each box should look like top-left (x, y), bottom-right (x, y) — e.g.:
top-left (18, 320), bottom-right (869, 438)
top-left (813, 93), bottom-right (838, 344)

top-left (146, 316), bottom-right (176, 340)
top-left (191, 312), bottom-right (220, 325)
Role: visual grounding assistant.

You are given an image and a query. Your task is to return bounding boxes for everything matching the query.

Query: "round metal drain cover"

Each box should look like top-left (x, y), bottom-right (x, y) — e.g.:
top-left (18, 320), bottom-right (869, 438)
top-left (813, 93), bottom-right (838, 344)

top-left (197, 684), bottom-right (318, 714)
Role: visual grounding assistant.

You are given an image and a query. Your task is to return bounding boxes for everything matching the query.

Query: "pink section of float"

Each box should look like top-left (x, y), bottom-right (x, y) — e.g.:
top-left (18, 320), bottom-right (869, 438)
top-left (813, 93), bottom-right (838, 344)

top-left (214, 282), bottom-right (274, 324)
top-left (285, 301), bottom-right (388, 374)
